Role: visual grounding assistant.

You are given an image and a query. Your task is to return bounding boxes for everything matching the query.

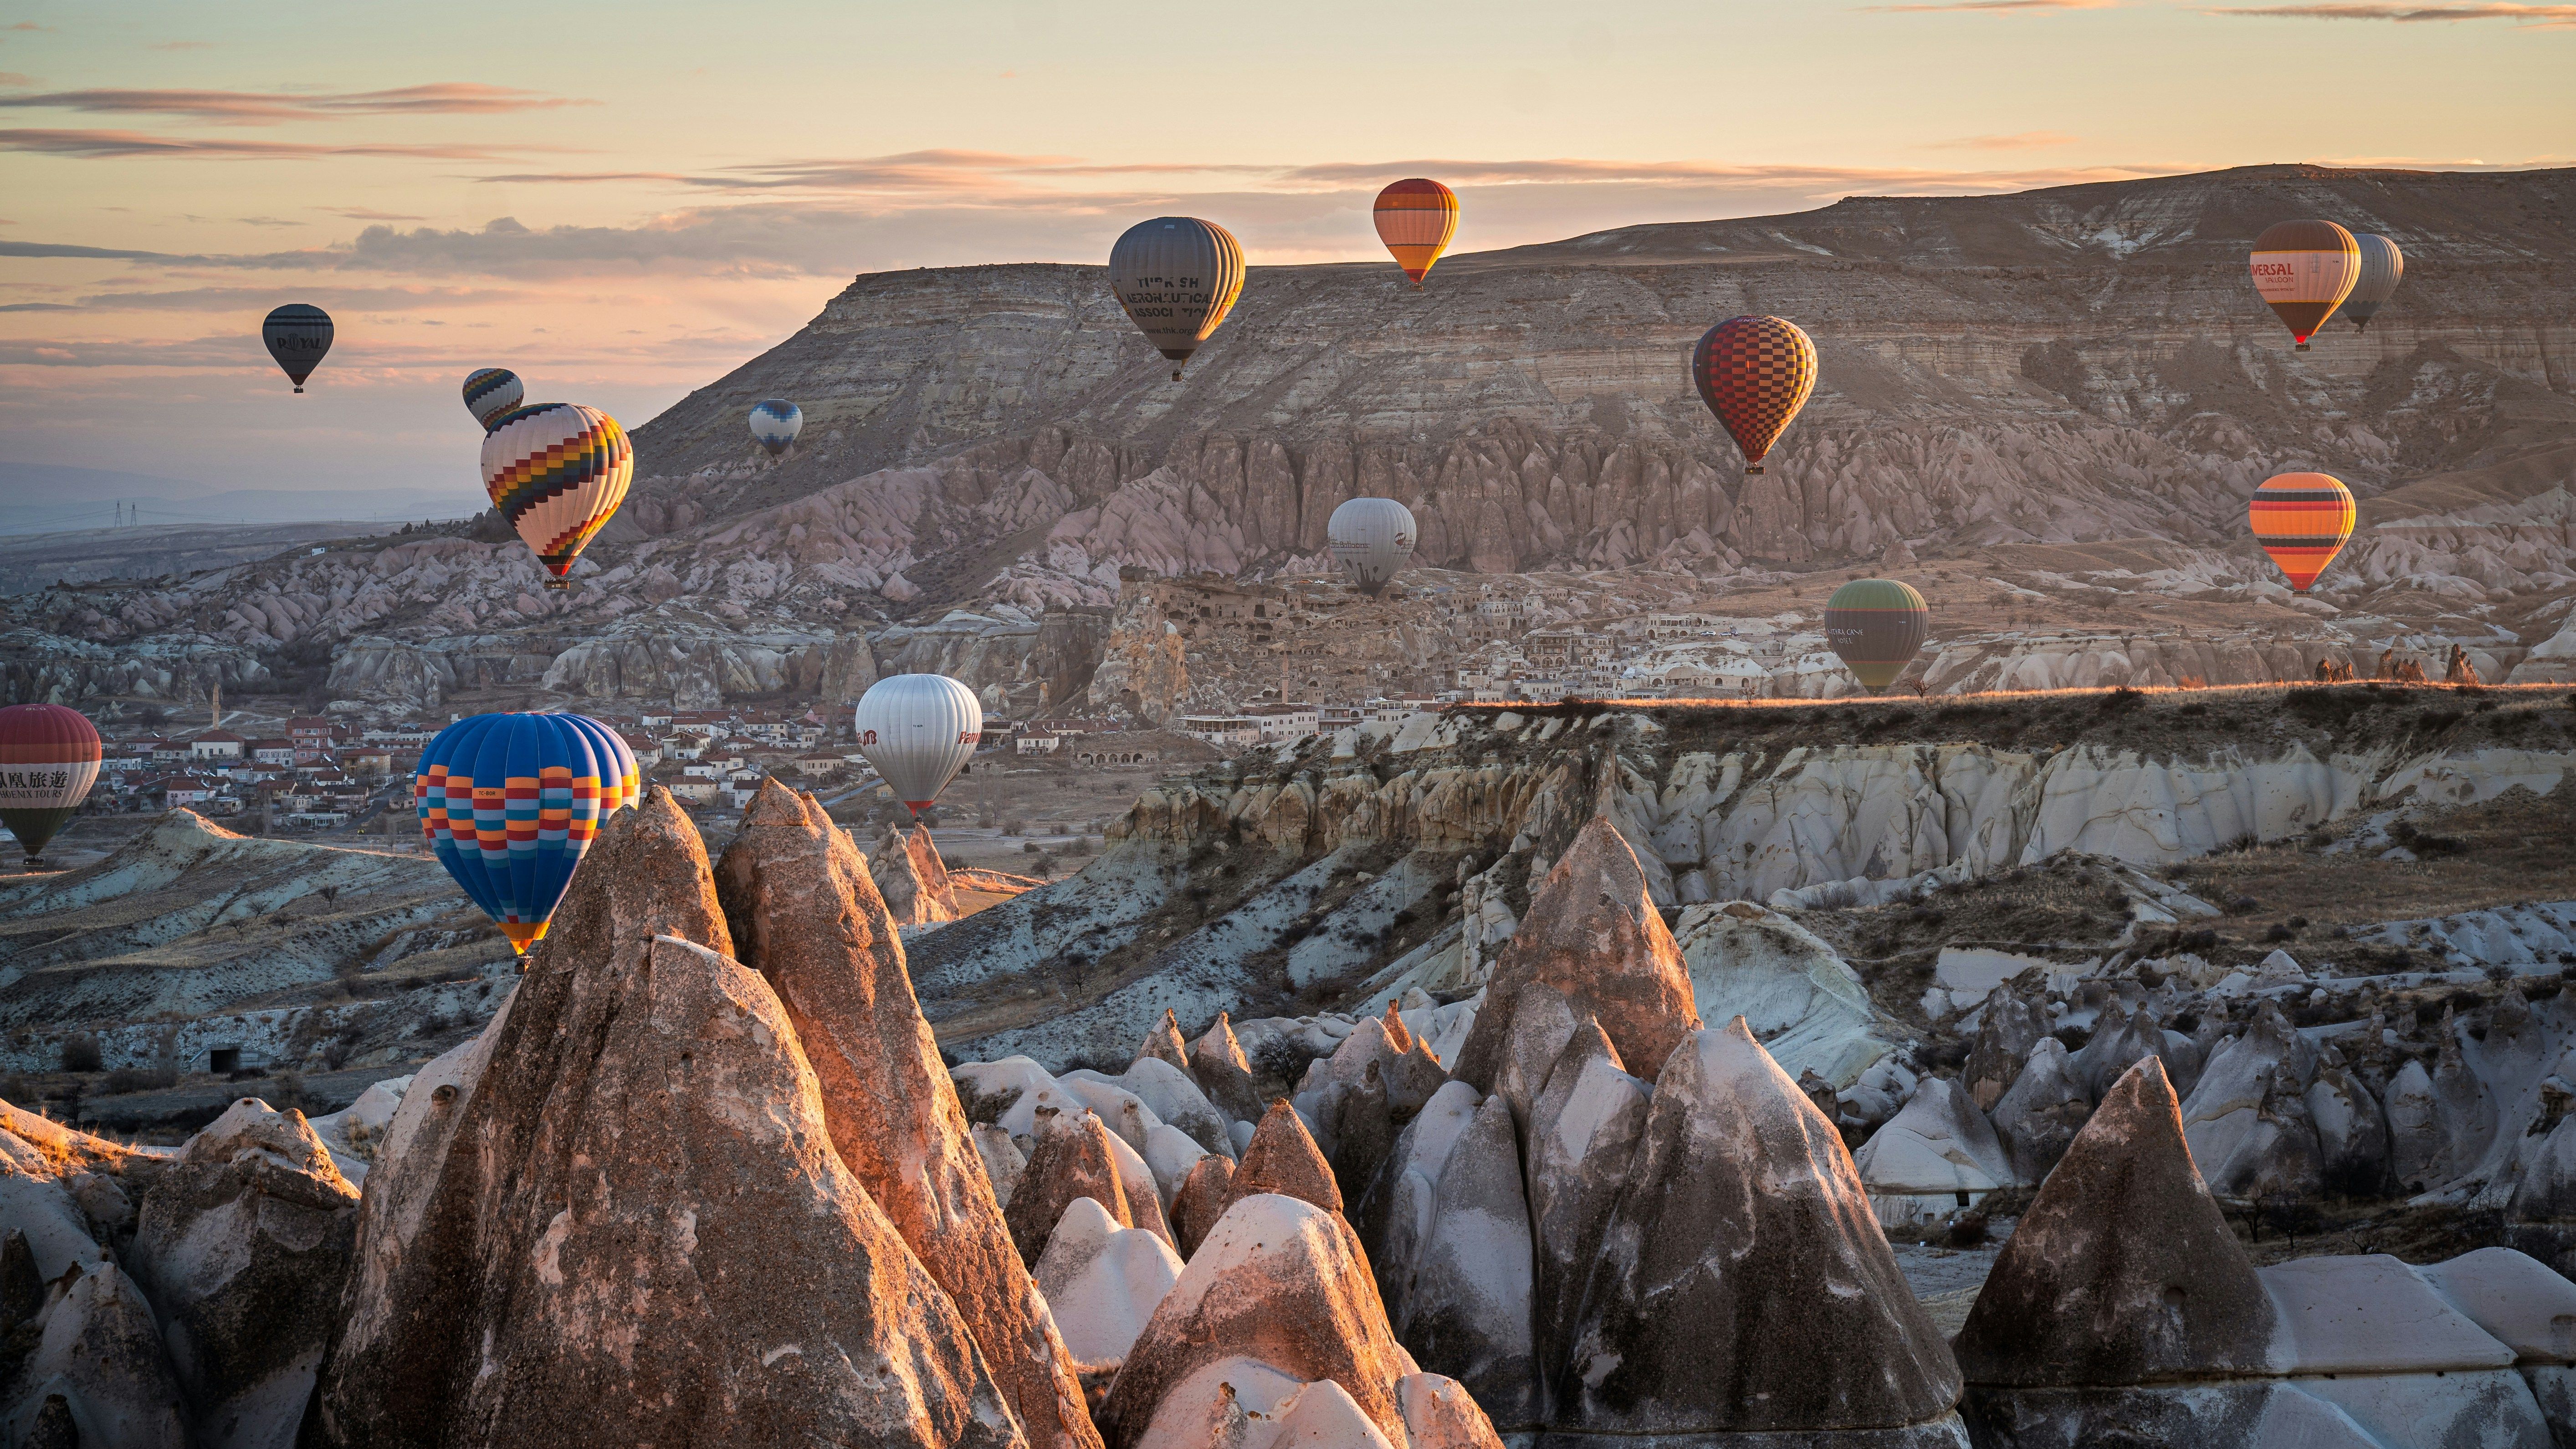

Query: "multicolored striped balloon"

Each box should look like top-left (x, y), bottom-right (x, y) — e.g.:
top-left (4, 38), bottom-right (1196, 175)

top-left (461, 368), bottom-right (523, 430)
top-left (2248, 220), bottom-right (2359, 350)
top-left (479, 402), bottom-right (633, 587)
top-left (1823, 579), bottom-right (1930, 695)
top-left (2248, 472), bottom-right (2356, 592)
top-left (0, 704), bottom-right (100, 865)
top-left (1693, 316), bottom-right (1818, 475)
top-left (1373, 179), bottom-right (1458, 287)
top-left (415, 712), bottom-right (640, 951)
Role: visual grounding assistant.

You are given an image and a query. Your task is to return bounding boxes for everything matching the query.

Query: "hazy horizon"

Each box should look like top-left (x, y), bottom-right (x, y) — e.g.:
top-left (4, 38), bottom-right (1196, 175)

top-left (2, 0), bottom-right (2568, 495)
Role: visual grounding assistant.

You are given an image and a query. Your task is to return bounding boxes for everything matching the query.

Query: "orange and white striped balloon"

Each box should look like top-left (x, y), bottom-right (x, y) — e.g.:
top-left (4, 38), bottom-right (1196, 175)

top-left (2249, 472), bottom-right (2356, 592)
top-left (479, 402), bottom-right (633, 587)
top-left (2248, 220), bottom-right (2360, 350)
top-left (1373, 179), bottom-right (1458, 287)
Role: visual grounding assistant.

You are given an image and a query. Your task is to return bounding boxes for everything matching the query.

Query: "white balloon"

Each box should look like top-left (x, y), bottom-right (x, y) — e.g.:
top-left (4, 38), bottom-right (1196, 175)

top-left (749, 398), bottom-right (802, 457)
top-left (853, 673), bottom-right (983, 816)
top-left (1327, 497), bottom-right (1417, 597)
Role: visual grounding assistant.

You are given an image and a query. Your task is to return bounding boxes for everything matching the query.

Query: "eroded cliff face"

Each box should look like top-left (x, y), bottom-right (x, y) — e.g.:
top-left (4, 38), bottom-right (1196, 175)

top-left (904, 686), bottom-right (2575, 1068)
top-left (5, 166), bottom-right (2569, 711)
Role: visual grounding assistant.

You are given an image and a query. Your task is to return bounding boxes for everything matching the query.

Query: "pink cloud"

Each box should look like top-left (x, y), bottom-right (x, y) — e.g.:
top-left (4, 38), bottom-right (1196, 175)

top-left (0, 83), bottom-right (594, 125)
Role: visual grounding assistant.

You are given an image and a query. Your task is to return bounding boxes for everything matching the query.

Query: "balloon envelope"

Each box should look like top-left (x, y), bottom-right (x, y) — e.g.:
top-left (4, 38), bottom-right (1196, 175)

top-left (415, 712), bottom-right (640, 950)
top-left (2344, 233), bottom-right (2404, 331)
top-left (262, 304), bottom-right (333, 392)
top-left (1373, 179), bottom-right (1458, 286)
top-left (2248, 220), bottom-right (2360, 348)
top-left (749, 398), bottom-right (803, 456)
top-left (1823, 579), bottom-right (1929, 695)
top-left (2249, 472), bottom-right (2356, 592)
top-left (852, 674), bottom-right (983, 817)
top-left (1107, 217), bottom-right (1246, 380)
top-left (462, 368), bottom-right (524, 430)
top-left (1327, 497), bottom-right (1417, 596)
top-left (0, 704), bottom-right (100, 863)
top-left (480, 403), bottom-right (633, 583)
top-left (1693, 316), bottom-right (1816, 474)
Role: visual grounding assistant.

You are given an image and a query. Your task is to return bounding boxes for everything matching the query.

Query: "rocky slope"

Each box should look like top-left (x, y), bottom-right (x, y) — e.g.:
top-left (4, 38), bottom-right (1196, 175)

top-left (1, 165), bottom-right (2568, 715)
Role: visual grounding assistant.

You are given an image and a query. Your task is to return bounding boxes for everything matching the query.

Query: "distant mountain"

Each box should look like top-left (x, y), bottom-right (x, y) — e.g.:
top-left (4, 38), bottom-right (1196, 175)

top-left (0, 462), bottom-right (483, 535)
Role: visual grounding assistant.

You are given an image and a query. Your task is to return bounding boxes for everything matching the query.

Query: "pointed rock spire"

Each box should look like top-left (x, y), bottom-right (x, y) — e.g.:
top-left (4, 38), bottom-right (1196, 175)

top-left (874, 822), bottom-right (962, 925)
top-left (1170, 1154), bottom-right (1235, 1260)
top-left (1139, 1009), bottom-right (1194, 1078)
top-left (1955, 1057), bottom-right (2281, 1386)
top-left (1008, 1108), bottom-right (1143, 1269)
top-left (1390, 1092), bottom-right (1537, 1430)
top-left (1563, 1018), bottom-right (1960, 1434)
top-left (1450, 817), bottom-right (1699, 1103)
top-left (315, 796), bottom-right (1025, 1449)
top-left (716, 780), bottom-right (1099, 1449)
top-left (1381, 1000), bottom-right (1416, 1056)
top-left (1190, 1012), bottom-right (1265, 1125)
top-left (1221, 1101), bottom-right (1344, 1222)
top-left (1526, 1019), bottom-right (1647, 1412)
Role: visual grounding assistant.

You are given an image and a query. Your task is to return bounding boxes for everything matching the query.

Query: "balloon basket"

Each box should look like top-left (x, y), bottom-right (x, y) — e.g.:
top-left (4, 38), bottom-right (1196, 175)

top-left (544, 579), bottom-right (571, 592)
top-left (2295, 343), bottom-right (2310, 352)
top-left (1744, 464), bottom-right (1765, 475)
top-left (293, 386), bottom-right (305, 394)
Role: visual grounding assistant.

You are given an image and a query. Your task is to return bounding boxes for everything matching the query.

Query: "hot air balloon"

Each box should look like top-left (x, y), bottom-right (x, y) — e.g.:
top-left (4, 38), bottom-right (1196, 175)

top-left (0, 704), bottom-right (100, 867)
top-left (2248, 472), bottom-right (2356, 592)
top-left (749, 398), bottom-right (803, 457)
top-left (1327, 497), bottom-right (1417, 596)
top-left (1373, 179), bottom-right (1458, 288)
top-left (1108, 217), bottom-right (1246, 381)
top-left (2343, 233), bottom-right (2404, 332)
top-left (261, 304), bottom-right (333, 393)
top-left (1823, 579), bottom-right (1930, 696)
top-left (1693, 316), bottom-right (1817, 475)
top-left (415, 712), bottom-right (639, 953)
top-left (852, 674), bottom-right (982, 819)
top-left (2248, 220), bottom-right (2360, 351)
top-left (480, 403), bottom-right (633, 588)
top-left (462, 368), bottom-right (523, 430)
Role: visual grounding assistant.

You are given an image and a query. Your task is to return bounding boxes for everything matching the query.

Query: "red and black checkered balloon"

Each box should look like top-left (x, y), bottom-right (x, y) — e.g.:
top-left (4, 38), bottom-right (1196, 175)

top-left (1693, 315), bottom-right (1817, 474)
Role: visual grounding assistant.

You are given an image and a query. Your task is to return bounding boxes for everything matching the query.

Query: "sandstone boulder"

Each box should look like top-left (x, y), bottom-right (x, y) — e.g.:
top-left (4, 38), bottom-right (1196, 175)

top-left (1192, 1013), bottom-right (1266, 1125)
top-left (1221, 1101), bottom-right (1345, 1224)
top-left (1560, 1017), bottom-right (1961, 1435)
top-left (1451, 817), bottom-right (1699, 1107)
top-left (1035, 1196), bottom-right (1186, 1369)
top-left (1990, 1036), bottom-right (2091, 1186)
top-left (3, 1262), bottom-right (186, 1449)
top-left (1955, 1057), bottom-right (2282, 1387)
top-left (1375, 1092), bottom-right (1536, 1431)
top-left (716, 781), bottom-right (1097, 1449)
top-left (1524, 1020), bottom-right (1648, 1413)
top-left (1171, 1154), bottom-right (1235, 1260)
top-left (1096, 1194), bottom-right (1429, 1449)
top-left (874, 822), bottom-right (963, 925)
top-left (1854, 1076), bottom-right (2016, 1221)
top-left (1966, 987), bottom-right (2048, 1110)
top-left (1010, 1107), bottom-right (1151, 1268)
top-left (1138, 1010), bottom-right (1194, 1078)
top-left (131, 1097), bottom-right (358, 1442)
top-left (976, 1124), bottom-right (1029, 1211)
top-left (312, 789), bottom-right (1027, 1449)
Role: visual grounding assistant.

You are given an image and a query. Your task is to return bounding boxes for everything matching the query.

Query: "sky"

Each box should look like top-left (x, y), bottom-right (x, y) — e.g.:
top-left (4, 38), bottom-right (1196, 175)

top-left (0, 0), bottom-right (2569, 517)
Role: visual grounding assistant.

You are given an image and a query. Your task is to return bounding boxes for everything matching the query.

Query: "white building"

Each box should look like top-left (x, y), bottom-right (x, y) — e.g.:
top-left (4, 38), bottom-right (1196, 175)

top-left (1244, 703), bottom-right (1321, 741)
top-left (1175, 715), bottom-right (1262, 750)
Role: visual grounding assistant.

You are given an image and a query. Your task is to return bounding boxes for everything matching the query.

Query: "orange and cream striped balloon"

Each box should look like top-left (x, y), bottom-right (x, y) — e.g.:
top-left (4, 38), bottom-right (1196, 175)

top-left (2249, 220), bottom-right (2360, 351)
top-left (1373, 179), bottom-right (1458, 287)
top-left (2249, 472), bottom-right (2356, 592)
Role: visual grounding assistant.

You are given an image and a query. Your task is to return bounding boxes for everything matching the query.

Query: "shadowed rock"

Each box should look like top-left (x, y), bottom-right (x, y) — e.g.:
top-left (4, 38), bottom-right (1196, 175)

top-left (1450, 817), bottom-right (1699, 1108)
top-left (1096, 1194), bottom-right (1427, 1449)
top-left (1221, 1102), bottom-right (1345, 1223)
top-left (1171, 1154), bottom-right (1234, 1260)
top-left (874, 822), bottom-right (963, 925)
top-left (1010, 1108), bottom-right (1147, 1269)
top-left (1191, 1013), bottom-right (1265, 1125)
top-left (1328, 1064), bottom-right (1398, 1202)
top-left (1387, 1092), bottom-right (1536, 1430)
top-left (312, 789), bottom-right (1027, 1449)
top-left (131, 1097), bottom-right (358, 1440)
top-left (2305, 1044), bottom-right (2389, 1199)
top-left (717, 781), bottom-right (1099, 1449)
top-left (1955, 1056), bottom-right (2282, 1387)
top-left (8, 1263), bottom-right (187, 1449)
top-left (1561, 1017), bottom-right (1961, 1434)
top-left (1966, 986), bottom-right (2048, 1110)
top-left (1526, 1020), bottom-right (1647, 1413)
top-left (1991, 1036), bottom-right (2091, 1186)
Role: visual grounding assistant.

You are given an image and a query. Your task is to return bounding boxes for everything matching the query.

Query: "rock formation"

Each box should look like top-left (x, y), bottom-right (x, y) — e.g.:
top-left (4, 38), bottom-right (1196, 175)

top-left (1450, 817), bottom-right (1699, 1116)
top-left (1522, 1020), bottom-right (1648, 1413)
top-left (716, 780), bottom-right (1098, 1449)
top-left (1956, 1057), bottom-right (2281, 1388)
top-left (1561, 1018), bottom-right (1963, 1437)
top-left (1990, 1036), bottom-right (2092, 1186)
top-left (130, 1097), bottom-right (359, 1442)
top-left (1033, 1197), bottom-right (1184, 1369)
top-left (1009, 1107), bottom-right (1152, 1270)
top-left (1854, 1076), bottom-right (2018, 1220)
top-left (312, 789), bottom-right (1029, 1449)
top-left (1220, 1102), bottom-right (1345, 1224)
top-left (1189, 1014), bottom-right (1266, 1127)
top-left (874, 823), bottom-right (963, 926)
top-left (4, 1260), bottom-right (187, 1449)
top-left (1169, 1155), bottom-right (1234, 1260)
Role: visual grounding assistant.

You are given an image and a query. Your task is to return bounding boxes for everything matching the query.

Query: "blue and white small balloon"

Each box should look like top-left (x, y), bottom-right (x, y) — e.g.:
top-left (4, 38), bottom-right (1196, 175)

top-left (749, 398), bottom-right (802, 457)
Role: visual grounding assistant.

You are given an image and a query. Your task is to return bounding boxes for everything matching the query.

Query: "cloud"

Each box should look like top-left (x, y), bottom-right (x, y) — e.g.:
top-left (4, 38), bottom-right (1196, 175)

top-left (1924, 131), bottom-right (2081, 149)
top-left (0, 83), bottom-right (594, 125)
top-left (318, 206), bottom-right (428, 221)
top-left (2203, 1), bottom-right (2576, 17)
top-left (64, 283), bottom-right (537, 312)
top-left (149, 41), bottom-right (216, 51)
top-left (0, 73), bottom-right (30, 86)
top-left (0, 128), bottom-right (544, 161)
top-left (3, 22), bottom-right (49, 31)
top-left (0, 301), bottom-right (76, 311)
top-left (1863, 0), bottom-right (2115, 10)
